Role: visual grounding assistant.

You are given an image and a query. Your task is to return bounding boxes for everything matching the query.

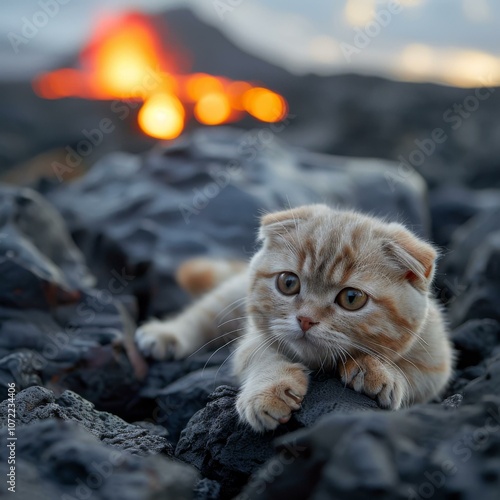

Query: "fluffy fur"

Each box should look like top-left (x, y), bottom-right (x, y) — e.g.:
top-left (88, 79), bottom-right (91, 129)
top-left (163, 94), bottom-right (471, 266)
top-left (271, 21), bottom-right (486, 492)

top-left (136, 205), bottom-right (453, 432)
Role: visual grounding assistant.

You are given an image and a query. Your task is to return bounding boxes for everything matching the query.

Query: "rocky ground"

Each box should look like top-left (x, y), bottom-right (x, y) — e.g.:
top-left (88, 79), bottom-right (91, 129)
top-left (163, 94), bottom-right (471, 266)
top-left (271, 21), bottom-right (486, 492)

top-left (0, 125), bottom-right (499, 499)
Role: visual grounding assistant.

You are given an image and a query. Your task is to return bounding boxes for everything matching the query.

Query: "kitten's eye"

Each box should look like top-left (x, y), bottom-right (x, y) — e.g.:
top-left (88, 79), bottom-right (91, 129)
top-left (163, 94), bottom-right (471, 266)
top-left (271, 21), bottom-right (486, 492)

top-left (336, 288), bottom-right (368, 311)
top-left (276, 272), bottom-right (301, 295)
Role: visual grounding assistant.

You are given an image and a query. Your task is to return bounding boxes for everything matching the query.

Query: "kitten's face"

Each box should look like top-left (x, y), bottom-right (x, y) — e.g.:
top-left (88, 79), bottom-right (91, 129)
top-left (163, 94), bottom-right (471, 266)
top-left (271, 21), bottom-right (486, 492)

top-left (247, 205), bottom-right (437, 370)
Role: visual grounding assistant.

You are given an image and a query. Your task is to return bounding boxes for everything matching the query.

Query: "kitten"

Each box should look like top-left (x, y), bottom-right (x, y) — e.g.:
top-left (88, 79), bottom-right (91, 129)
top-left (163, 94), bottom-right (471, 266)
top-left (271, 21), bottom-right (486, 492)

top-left (136, 205), bottom-right (453, 432)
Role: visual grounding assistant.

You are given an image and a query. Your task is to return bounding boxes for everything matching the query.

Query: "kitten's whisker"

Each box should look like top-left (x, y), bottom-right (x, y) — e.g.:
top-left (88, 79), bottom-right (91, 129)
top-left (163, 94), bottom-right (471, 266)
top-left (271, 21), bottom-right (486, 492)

top-left (345, 340), bottom-right (412, 390)
top-left (336, 345), bottom-right (352, 389)
top-left (215, 297), bottom-right (248, 322)
top-left (253, 336), bottom-right (279, 364)
top-left (276, 233), bottom-right (300, 259)
top-left (341, 346), bottom-right (364, 375)
top-left (213, 346), bottom-right (240, 384)
top-left (363, 338), bottom-right (423, 375)
top-left (401, 325), bottom-right (431, 352)
top-left (252, 331), bottom-right (285, 365)
top-left (276, 335), bottom-right (289, 356)
top-left (247, 339), bottom-right (275, 367)
top-left (336, 345), bottom-right (347, 365)
top-left (244, 332), bottom-right (275, 367)
top-left (187, 327), bottom-right (245, 359)
top-left (318, 350), bottom-right (326, 373)
top-left (202, 335), bottom-right (243, 373)
top-left (287, 207), bottom-right (306, 254)
top-left (217, 315), bottom-right (249, 329)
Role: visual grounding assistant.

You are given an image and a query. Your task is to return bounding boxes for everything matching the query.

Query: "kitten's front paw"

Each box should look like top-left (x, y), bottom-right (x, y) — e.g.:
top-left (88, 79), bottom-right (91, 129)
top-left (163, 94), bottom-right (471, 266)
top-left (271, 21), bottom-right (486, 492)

top-left (236, 364), bottom-right (308, 432)
top-left (135, 320), bottom-right (188, 360)
top-left (339, 355), bottom-right (405, 409)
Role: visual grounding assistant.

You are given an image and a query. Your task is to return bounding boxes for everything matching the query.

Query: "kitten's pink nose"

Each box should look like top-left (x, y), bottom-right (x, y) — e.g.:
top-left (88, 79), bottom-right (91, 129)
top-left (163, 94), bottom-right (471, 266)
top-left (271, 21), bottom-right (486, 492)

top-left (297, 316), bottom-right (319, 332)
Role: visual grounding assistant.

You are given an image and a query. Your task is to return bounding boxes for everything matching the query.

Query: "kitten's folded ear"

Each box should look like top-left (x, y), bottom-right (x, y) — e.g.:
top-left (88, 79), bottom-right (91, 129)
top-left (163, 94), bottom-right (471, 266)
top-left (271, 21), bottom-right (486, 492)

top-left (384, 224), bottom-right (438, 289)
top-left (258, 204), bottom-right (330, 241)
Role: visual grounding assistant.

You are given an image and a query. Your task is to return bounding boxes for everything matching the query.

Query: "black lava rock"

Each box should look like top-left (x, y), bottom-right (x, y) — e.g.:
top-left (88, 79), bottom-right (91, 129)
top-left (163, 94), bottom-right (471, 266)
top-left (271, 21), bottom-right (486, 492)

top-left (429, 185), bottom-right (500, 248)
top-left (451, 319), bottom-right (500, 370)
top-left (441, 394), bottom-right (463, 409)
top-left (294, 373), bottom-right (378, 427)
top-left (0, 185), bottom-right (94, 300)
top-left (143, 365), bottom-right (236, 444)
top-left (129, 347), bottom-right (235, 440)
top-left (176, 386), bottom-right (277, 499)
top-left (461, 351), bottom-right (500, 406)
top-left (436, 207), bottom-right (500, 321)
top-left (194, 478), bottom-right (222, 500)
top-left (140, 347), bottom-right (232, 394)
top-left (0, 386), bottom-right (173, 456)
top-left (240, 396), bottom-right (500, 500)
top-left (0, 185), bottom-right (145, 416)
top-left (176, 379), bottom-right (378, 499)
top-left (447, 228), bottom-right (500, 327)
top-left (0, 418), bottom-right (198, 499)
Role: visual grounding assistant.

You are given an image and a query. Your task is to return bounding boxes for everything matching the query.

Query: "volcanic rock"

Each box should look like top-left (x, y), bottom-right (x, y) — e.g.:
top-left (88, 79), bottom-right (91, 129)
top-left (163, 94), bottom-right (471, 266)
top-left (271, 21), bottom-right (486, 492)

top-left (0, 418), bottom-right (198, 500)
top-left (143, 364), bottom-right (236, 444)
top-left (429, 185), bottom-right (500, 247)
top-left (447, 229), bottom-right (500, 327)
top-left (176, 378), bottom-right (378, 499)
top-left (451, 319), bottom-right (500, 370)
top-left (0, 185), bottom-right (143, 415)
top-left (0, 386), bottom-right (173, 456)
top-left (240, 395), bottom-right (500, 500)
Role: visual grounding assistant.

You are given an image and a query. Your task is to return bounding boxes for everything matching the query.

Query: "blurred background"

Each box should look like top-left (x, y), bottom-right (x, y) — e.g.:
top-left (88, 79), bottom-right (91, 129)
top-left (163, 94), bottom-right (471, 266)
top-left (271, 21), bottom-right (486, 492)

top-left (1, 0), bottom-right (499, 186)
top-left (3, 0), bottom-right (500, 82)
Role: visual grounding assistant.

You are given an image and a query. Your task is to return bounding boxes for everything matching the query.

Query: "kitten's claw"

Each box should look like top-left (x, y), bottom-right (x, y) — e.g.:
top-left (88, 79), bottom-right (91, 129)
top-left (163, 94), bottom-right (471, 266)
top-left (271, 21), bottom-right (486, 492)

top-left (340, 355), bottom-right (404, 410)
top-left (236, 364), bottom-right (308, 432)
top-left (285, 389), bottom-right (303, 405)
top-left (135, 320), bottom-right (187, 360)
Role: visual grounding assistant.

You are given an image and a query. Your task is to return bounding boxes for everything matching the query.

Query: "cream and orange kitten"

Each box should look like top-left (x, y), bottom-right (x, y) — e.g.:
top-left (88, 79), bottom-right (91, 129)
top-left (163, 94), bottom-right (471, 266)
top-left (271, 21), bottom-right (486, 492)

top-left (136, 205), bottom-right (453, 432)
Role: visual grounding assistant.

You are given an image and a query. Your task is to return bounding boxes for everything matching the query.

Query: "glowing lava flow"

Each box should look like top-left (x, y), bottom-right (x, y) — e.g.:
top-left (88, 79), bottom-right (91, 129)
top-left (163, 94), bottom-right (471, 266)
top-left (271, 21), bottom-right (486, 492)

top-left (33, 12), bottom-right (288, 140)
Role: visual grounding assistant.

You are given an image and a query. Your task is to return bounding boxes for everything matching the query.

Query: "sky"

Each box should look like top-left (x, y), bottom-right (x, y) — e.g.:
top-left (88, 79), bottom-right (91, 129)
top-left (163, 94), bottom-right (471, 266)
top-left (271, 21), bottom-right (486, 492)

top-left (1, 0), bottom-right (500, 87)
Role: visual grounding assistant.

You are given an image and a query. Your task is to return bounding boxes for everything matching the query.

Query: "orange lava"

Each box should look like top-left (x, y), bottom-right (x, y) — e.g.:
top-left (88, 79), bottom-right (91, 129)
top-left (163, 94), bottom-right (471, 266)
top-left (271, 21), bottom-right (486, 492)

top-left (32, 12), bottom-right (288, 140)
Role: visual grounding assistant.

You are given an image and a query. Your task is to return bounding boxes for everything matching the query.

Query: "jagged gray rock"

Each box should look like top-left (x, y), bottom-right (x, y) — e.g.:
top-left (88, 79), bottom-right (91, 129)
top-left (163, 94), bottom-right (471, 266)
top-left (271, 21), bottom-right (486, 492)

top-left (448, 230), bottom-right (500, 326)
top-left (0, 418), bottom-right (198, 500)
top-left (240, 395), bottom-right (500, 500)
top-left (294, 374), bottom-right (379, 428)
top-left (176, 386), bottom-right (277, 499)
top-left (176, 379), bottom-right (378, 499)
top-left (0, 386), bottom-right (173, 456)
top-left (0, 186), bottom-right (143, 414)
